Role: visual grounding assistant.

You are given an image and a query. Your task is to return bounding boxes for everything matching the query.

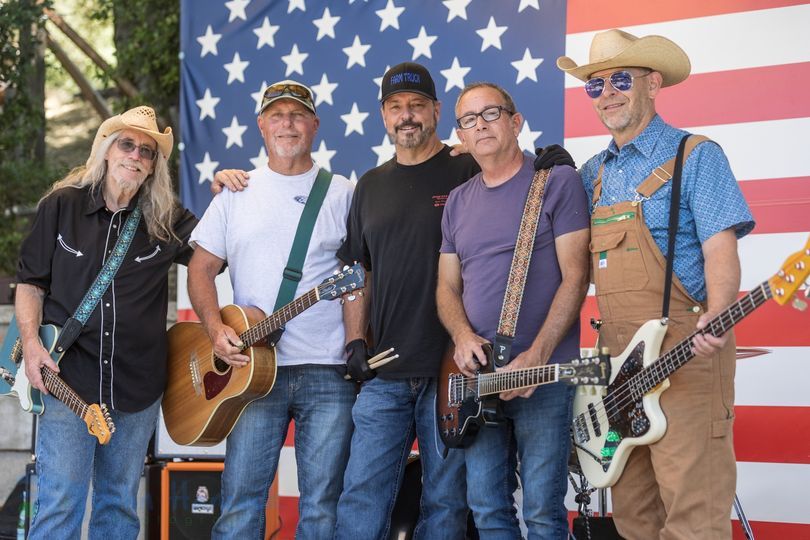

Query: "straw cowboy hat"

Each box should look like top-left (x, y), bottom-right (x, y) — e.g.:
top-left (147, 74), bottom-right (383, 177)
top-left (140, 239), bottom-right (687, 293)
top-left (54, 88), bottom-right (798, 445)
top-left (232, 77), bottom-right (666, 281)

top-left (557, 29), bottom-right (691, 87)
top-left (88, 105), bottom-right (173, 164)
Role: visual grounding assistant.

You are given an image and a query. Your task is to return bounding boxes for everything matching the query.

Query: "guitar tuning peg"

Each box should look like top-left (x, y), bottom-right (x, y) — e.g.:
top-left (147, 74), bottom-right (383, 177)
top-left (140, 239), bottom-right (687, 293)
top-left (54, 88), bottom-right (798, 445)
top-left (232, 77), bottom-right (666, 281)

top-left (339, 298), bottom-right (345, 305)
top-left (590, 386), bottom-right (597, 395)
top-left (342, 265), bottom-right (349, 271)
top-left (347, 294), bottom-right (356, 302)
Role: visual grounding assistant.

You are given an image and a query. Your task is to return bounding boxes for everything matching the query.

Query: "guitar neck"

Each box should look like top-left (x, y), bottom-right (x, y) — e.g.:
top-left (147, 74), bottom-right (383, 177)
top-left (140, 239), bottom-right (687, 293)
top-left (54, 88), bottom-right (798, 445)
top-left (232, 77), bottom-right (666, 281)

top-left (476, 364), bottom-right (559, 396)
top-left (635, 281), bottom-right (773, 395)
top-left (40, 366), bottom-right (89, 418)
top-left (239, 288), bottom-right (320, 348)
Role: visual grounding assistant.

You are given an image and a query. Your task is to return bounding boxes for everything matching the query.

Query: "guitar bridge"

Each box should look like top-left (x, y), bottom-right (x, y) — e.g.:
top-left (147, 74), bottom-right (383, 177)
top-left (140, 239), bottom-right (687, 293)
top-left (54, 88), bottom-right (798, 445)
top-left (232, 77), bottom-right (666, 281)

top-left (189, 352), bottom-right (202, 396)
top-left (573, 412), bottom-right (590, 444)
top-left (448, 373), bottom-right (464, 406)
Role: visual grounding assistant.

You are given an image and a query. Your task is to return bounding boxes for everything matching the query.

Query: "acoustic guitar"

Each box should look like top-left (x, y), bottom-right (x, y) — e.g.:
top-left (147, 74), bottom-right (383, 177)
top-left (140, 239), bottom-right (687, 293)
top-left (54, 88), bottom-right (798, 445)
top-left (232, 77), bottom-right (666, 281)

top-left (162, 264), bottom-right (365, 446)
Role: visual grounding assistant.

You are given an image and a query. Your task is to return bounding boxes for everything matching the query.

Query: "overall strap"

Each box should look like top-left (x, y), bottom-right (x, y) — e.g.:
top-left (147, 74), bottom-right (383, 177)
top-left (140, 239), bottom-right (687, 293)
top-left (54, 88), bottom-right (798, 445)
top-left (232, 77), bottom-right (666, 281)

top-left (492, 168), bottom-right (550, 366)
top-left (661, 135), bottom-right (692, 319)
top-left (273, 168), bottom-right (333, 311)
top-left (55, 207), bottom-right (143, 353)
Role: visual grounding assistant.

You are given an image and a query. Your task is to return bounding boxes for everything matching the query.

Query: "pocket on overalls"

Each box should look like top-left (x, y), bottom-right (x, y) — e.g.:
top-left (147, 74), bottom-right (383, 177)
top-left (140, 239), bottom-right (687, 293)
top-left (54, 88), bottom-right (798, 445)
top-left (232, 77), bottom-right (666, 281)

top-left (589, 230), bottom-right (649, 294)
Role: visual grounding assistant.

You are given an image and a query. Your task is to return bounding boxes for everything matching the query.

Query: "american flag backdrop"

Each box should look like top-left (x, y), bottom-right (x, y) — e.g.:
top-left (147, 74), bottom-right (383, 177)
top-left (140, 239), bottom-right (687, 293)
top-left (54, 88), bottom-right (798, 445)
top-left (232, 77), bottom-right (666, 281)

top-left (175, 1), bottom-right (810, 538)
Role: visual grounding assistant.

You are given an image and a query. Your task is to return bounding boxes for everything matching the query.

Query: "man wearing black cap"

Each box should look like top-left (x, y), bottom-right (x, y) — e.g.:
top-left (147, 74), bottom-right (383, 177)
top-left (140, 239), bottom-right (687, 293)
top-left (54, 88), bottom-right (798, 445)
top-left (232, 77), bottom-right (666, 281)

top-left (333, 61), bottom-right (476, 540)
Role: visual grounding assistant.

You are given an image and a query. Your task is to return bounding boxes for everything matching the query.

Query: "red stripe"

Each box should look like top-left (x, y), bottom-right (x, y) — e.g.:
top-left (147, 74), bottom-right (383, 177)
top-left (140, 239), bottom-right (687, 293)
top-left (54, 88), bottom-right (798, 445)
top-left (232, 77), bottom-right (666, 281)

top-left (740, 177), bottom-right (810, 235)
top-left (580, 296), bottom-right (810, 347)
top-left (566, 0), bottom-right (807, 33)
top-left (734, 406), bottom-right (810, 463)
top-left (177, 308), bottom-right (198, 322)
top-left (564, 62), bottom-right (810, 138)
top-left (278, 496), bottom-right (299, 539)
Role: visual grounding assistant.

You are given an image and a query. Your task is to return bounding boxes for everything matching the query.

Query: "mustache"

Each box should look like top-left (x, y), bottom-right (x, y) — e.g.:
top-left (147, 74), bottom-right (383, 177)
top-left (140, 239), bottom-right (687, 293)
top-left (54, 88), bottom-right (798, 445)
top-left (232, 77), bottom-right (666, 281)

top-left (395, 121), bottom-right (422, 132)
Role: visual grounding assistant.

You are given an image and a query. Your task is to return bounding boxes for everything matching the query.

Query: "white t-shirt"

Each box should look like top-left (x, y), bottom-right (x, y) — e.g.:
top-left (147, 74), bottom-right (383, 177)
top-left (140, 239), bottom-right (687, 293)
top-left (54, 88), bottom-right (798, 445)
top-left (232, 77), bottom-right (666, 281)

top-left (190, 162), bottom-right (354, 366)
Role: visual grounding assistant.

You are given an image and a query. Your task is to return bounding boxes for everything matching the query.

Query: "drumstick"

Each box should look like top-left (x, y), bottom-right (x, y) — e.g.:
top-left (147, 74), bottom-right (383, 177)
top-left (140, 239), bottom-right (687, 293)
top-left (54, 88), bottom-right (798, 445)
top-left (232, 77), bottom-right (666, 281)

top-left (343, 347), bottom-right (398, 380)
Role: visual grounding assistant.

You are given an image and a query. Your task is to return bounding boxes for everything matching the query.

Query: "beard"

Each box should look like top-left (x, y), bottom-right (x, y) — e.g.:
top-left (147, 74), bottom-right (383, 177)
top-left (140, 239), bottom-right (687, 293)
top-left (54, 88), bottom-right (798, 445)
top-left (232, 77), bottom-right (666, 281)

top-left (387, 120), bottom-right (436, 149)
top-left (268, 135), bottom-right (308, 158)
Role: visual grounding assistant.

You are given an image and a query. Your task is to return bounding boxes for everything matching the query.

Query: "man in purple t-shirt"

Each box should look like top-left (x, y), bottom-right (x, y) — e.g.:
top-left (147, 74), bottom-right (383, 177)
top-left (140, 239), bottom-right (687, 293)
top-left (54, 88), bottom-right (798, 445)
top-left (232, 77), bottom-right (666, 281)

top-left (436, 82), bottom-right (590, 538)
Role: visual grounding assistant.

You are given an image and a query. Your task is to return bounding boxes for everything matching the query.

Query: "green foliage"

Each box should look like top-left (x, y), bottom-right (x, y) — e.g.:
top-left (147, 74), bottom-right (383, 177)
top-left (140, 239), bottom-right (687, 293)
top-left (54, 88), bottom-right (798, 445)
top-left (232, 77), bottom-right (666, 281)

top-left (0, 0), bottom-right (56, 276)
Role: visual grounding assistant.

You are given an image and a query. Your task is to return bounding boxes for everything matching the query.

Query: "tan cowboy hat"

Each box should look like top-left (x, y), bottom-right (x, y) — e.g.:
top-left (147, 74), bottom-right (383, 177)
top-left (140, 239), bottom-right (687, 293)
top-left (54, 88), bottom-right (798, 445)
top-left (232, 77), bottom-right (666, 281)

top-left (557, 29), bottom-right (691, 87)
top-left (89, 105), bottom-right (173, 164)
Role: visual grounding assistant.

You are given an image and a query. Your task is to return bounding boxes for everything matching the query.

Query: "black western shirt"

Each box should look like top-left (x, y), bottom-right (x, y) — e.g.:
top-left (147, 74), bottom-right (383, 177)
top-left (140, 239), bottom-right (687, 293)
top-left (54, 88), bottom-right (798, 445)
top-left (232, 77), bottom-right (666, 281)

top-left (17, 185), bottom-right (197, 412)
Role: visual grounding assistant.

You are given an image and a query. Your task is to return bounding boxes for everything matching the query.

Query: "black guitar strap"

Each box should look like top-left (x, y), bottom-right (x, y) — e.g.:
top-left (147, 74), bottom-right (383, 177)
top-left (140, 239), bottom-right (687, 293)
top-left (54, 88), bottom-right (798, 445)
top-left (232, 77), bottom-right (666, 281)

top-left (661, 135), bottom-right (690, 319)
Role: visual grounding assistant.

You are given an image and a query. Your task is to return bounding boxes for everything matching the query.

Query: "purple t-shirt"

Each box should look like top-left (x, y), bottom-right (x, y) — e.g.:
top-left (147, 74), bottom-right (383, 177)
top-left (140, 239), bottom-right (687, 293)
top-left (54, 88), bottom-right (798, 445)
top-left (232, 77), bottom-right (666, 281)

top-left (440, 155), bottom-right (589, 363)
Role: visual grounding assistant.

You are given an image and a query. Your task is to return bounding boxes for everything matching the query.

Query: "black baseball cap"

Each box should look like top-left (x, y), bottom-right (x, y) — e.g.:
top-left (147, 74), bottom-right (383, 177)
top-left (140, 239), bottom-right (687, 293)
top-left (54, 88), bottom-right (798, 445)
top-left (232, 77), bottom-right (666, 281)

top-left (380, 62), bottom-right (437, 103)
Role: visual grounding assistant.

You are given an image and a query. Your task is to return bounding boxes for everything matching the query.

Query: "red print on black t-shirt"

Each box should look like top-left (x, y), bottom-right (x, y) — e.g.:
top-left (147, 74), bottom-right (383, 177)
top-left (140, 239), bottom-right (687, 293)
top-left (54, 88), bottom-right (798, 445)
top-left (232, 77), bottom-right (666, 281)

top-left (432, 194), bottom-right (448, 207)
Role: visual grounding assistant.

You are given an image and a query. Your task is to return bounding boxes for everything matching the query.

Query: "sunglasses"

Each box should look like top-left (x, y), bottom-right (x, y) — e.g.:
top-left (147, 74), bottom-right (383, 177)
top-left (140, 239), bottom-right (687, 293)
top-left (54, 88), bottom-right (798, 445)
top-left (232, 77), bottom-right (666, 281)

top-left (584, 70), bottom-right (652, 99)
top-left (116, 138), bottom-right (158, 161)
top-left (262, 83), bottom-right (315, 111)
top-left (456, 105), bottom-right (513, 130)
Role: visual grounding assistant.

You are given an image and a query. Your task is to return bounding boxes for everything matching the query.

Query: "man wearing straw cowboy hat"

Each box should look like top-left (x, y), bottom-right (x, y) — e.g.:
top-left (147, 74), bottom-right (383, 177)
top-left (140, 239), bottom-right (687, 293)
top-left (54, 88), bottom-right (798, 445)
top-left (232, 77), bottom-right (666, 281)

top-left (16, 105), bottom-right (198, 539)
top-left (553, 29), bottom-right (755, 538)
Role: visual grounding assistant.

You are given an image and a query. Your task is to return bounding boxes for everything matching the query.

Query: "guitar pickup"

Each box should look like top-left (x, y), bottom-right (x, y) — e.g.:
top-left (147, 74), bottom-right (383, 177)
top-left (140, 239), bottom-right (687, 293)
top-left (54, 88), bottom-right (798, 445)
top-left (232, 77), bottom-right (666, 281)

top-left (587, 403), bottom-right (602, 437)
top-left (573, 413), bottom-right (590, 443)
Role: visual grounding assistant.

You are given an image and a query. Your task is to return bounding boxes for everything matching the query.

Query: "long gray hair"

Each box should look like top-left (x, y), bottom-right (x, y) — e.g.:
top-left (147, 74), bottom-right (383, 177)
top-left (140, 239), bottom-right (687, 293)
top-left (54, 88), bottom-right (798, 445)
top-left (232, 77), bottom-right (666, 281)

top-left (44, 131), bottom-right (181, 243)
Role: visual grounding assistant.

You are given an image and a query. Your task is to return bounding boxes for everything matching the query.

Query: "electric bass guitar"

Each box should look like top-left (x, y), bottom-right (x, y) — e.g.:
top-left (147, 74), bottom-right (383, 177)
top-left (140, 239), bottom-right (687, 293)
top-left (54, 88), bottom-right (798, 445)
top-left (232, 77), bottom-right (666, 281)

top-left (0, 316), bottom-right (115, 444)
top-left (572, 237), bottom-right (810, 488)
top-left (437, 343), bottom-right (610, 448)
top-left (162, 264), bottom-right (365, 446)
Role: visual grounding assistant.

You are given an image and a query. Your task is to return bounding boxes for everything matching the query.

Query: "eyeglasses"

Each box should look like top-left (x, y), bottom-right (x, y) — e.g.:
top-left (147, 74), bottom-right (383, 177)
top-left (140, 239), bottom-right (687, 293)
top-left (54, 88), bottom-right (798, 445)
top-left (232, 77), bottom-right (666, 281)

top-left (262, 83), bottom-right (315, 112)
top-left (456, 105), bottom-right (513, 130)
top-left (116, 138), bottom-right (157, 161)
top-left (584, 70), bottom-right (652, 99)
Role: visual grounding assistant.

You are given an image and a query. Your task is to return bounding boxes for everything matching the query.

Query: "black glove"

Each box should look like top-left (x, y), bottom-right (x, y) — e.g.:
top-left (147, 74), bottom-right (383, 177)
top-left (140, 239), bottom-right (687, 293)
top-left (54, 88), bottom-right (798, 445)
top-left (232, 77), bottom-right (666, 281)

top-left (534, 144), bottom-right (575, 171)
top-left (345, 338), bottom-right (376, 382)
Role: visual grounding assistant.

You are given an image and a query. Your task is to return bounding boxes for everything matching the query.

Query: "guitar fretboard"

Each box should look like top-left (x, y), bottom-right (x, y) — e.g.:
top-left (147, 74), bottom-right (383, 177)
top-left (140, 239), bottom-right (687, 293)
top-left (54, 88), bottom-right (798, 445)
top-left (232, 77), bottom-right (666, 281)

top-left (239, 288), bottom-right (320, 347)
top-left (476, 364), bottom-right (559, 396)
top-left (626, 281), bottom-right (772, 401)
top-left (41, 366), bottom-right (89, 417)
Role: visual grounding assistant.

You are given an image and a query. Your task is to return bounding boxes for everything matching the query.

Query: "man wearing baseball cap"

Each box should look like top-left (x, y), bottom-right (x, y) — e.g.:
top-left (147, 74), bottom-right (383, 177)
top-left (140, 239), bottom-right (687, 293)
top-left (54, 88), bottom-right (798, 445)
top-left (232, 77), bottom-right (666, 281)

top-left (331, 61), bottom-right (477, 539)
top-left (554, 29), bottom-right (754, 538)
top-left (189, 79), bottom-right (357, 538)
top-left (16, 105), bottom-right (199, 539)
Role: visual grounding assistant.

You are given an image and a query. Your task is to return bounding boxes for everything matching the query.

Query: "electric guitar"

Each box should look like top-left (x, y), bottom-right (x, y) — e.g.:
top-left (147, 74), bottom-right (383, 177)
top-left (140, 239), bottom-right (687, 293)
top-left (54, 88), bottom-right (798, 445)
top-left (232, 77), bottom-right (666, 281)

top-left (572, 237), bottom-right (810, 488)
top-left (437, 343), bottom-right (610, 448)
top-left (162, 264), bottom-right (365, 446)
top-left (0, 316), bottom-right (116, 444)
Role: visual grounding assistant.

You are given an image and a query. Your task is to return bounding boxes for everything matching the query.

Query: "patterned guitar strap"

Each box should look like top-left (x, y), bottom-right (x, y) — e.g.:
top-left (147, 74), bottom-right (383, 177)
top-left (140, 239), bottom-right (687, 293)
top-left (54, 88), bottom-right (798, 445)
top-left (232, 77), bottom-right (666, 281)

top-left (54, 207), bottom-right (143, 353)
top-left (492, 168), bottom-right (550, 367)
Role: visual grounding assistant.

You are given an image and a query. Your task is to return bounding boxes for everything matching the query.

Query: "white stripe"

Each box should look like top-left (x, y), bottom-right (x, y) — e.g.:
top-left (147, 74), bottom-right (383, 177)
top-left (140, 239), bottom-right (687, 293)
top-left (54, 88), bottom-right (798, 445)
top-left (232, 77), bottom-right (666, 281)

top-left (278, 446), bottom-right (300, 497)
top-left (563, 5), bottom-right (810, 88)
top-left (738, 231), bottom-right (810, 289)
top-left (736, 461), bottom-right (810, 524)
top-left (175, 264), bottom-right (234, 311)
top-left (736, 347), bottom-right (810, 407)
top-left (565, 117), bottom-right (810, 182)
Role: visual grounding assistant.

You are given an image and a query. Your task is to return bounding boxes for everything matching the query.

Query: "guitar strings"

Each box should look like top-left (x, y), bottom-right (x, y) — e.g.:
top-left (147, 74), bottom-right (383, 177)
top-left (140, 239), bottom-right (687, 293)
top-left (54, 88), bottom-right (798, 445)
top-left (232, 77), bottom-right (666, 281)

top-left (579, 283), bottom-right (770, 441)
top-left (450, 364), bottom-right (559, 396)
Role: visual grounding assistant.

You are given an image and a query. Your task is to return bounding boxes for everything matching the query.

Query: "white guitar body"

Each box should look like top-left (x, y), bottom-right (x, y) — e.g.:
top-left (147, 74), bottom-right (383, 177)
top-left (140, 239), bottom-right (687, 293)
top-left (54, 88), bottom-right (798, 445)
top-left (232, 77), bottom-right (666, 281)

top-left (572, 319), bottom-right (671, 488)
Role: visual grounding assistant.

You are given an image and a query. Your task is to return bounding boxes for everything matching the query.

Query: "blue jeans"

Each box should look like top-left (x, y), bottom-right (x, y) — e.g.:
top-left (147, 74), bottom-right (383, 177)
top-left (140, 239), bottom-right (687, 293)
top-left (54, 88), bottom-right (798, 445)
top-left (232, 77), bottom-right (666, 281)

top-left (465, 383), bottom-right (574, 540)
top-left (29, 394), bottom-right (160, 540)
top-left (212, 364), bottom-right (355, 540)
top-left (334, 377), bottom-right (467, 540)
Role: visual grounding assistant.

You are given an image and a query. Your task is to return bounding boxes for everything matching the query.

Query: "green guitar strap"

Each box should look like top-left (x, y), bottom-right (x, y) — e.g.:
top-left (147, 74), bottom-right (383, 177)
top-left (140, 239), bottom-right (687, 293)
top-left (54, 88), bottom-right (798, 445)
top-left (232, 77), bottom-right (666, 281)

top-left (273, 168), bottom-right (333, 311)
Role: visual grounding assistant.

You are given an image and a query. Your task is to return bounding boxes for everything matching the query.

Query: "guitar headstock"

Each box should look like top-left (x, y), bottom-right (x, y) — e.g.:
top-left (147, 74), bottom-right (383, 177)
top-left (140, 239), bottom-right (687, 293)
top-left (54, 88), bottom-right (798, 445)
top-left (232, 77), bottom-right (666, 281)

top-left (768, 236), bottom-right (810, 308)
top-left (84, 403), bottom-right (116, 445)
top-left (318, 263), bottom-right (366, 301)
top-left (559, 348), bottom-right (610, 387)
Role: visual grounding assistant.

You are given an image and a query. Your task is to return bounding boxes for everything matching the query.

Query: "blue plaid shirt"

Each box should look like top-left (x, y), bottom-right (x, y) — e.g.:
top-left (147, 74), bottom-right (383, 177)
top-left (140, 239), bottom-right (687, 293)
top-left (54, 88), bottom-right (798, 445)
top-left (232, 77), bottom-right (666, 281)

top-left (580, 115), bottom-right (755, 301)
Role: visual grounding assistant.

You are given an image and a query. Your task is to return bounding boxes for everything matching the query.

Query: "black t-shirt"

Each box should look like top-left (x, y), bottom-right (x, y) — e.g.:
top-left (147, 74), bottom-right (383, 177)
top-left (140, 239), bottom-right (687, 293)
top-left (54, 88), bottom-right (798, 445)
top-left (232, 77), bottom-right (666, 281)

top-left (16, 185), bottom-right (197, 411)
top-left (338, 146), bottom-right (479, 378)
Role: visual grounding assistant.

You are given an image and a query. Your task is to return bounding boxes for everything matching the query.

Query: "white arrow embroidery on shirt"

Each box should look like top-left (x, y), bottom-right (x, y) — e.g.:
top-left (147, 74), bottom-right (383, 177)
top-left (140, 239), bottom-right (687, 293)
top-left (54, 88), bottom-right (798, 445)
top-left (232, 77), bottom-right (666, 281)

top-left (57, 234), bottom-right (83, 257)
top-left (135, 245), bottom-right (161, 263)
